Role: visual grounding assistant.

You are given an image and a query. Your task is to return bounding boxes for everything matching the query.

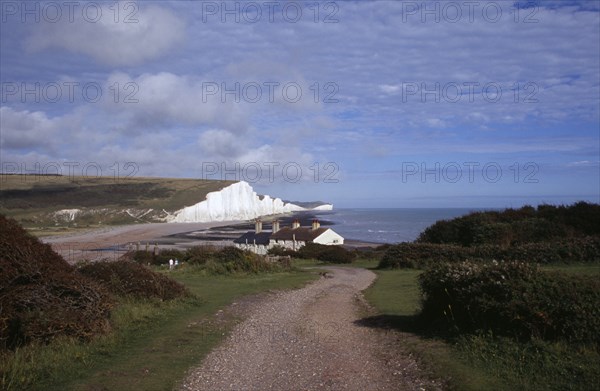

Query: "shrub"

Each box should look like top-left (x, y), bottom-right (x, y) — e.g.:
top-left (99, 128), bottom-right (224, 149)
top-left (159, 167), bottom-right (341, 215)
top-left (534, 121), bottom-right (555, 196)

top-left (267, 245), bottom-right (294, 257)
top-left (418, 202), bottom-right (600, 246)
top-left (378, 242), bottom-right (469, 269)
top-left (315, 245), bottom-right (356, 264)
top-left (200, 246), bottom-right (289, 274)
top-left (377, 237), bottom-right (600, 269)
top-left (78, 261), bottom-right (187, 300)
top-left (128, 250), bottom-right (159, 265)
top-left (215, 246), bottom-right (246, 263)
top-left (153, 249), bottom-right (184, 265)
top-left (293, 242), bottom-right (354, 263)
top-left (183, 245), bottom-right (218, 264)
top-left (295, 242), bottom-right (328, 259)
top-left (0, 215), bottom-right (113, 350)
top-left (128, 248), bottom-right (185, 266)
top-left (418, 261), bottom-right (600, 345)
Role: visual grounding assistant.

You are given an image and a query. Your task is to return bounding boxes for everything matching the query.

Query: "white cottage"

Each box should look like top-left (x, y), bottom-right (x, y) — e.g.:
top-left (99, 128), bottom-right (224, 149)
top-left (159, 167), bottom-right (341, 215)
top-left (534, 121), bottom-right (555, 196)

top-left (234, 219), bottom-right (344, 254)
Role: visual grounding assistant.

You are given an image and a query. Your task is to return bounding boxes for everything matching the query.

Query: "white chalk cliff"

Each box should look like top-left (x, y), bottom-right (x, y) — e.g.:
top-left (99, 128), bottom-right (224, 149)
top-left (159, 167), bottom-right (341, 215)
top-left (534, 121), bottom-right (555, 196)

top-left (168, 181), bottom-right (333, 223)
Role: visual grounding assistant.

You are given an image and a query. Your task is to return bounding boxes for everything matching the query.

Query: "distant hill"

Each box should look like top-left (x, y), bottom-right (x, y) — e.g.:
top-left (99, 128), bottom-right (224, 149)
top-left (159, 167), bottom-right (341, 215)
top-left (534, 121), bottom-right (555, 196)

top-left (417, 202), bottom-right (600, 246)
top-left (0, 175), bottom-right (234, 233)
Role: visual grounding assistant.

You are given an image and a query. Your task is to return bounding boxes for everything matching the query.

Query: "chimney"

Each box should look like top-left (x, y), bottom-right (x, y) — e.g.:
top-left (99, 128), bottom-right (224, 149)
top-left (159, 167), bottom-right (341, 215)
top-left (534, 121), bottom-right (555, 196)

top-left (255, 219), bottom-right (262, 233)
top-left (292, 219), bottom-right (300, 229)
top-left (312, 219), bottom-right (320, 230)
top-left (272, 219), bottom-right (280, 233)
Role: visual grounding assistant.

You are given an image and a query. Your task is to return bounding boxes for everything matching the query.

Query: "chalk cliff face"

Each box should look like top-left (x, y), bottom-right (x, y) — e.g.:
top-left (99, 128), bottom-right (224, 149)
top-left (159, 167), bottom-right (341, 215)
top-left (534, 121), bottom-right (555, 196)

top-left (168, 181), bottom-right (332, 223)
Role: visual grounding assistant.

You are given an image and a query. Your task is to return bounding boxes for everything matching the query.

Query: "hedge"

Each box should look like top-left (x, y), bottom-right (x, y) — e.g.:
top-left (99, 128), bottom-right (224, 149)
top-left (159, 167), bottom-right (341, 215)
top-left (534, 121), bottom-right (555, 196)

top-left (418, 261), bottom-right (600, 346)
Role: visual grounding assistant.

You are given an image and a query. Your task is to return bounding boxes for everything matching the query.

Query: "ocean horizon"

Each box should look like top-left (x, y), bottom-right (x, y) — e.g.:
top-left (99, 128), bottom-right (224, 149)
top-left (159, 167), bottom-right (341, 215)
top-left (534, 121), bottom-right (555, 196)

top-left (317, 208), bottom-right (497, 244)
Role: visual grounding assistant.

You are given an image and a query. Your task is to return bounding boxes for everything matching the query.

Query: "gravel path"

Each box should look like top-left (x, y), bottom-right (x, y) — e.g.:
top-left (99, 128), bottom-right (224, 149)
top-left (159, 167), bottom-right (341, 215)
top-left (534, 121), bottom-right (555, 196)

top-left (180, 267), bottom-right (443, 391)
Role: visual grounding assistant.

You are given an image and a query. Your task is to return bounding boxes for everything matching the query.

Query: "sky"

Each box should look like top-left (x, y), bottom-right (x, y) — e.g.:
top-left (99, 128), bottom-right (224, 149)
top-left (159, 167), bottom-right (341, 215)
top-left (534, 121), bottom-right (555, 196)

top-left (1, 0), bottom-right (599, 208)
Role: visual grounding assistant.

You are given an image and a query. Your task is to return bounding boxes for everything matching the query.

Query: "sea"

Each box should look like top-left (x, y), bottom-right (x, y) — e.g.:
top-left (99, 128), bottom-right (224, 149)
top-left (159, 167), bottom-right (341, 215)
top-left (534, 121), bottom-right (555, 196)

top-left (317, 208), bottom-right (493, 244)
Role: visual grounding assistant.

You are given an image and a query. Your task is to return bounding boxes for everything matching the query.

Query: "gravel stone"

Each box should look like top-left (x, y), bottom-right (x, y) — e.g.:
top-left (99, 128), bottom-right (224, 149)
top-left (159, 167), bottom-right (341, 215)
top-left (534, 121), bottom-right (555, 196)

top-left (180, 267), bottom-right (444, 391)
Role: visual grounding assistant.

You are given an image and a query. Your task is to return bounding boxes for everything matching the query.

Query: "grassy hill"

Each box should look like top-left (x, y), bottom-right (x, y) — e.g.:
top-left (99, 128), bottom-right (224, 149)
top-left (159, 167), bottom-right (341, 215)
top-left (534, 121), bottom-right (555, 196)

top-left (0, 175), bottom-right (233, 234)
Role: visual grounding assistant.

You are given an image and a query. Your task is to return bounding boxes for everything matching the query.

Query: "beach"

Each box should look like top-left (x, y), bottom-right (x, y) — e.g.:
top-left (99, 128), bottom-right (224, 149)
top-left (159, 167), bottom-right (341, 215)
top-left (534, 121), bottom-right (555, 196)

top-left (42, 210), bottom-right (383, 263)
top-left (42, 221), bottom-right (243, 263)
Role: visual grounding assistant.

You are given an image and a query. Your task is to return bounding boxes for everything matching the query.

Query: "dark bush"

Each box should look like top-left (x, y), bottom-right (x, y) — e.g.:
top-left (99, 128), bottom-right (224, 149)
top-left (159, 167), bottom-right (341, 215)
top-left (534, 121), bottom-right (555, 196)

top-left (315, 245), bottom-right (356, 264)
top-left (184, 245), bottom-right (218, 264)
top-left (378, 237), bottom-right (600, 269)
top-left (295, 242), bottom-right (328, 259)
top-left (267, 245), bottom-right (295, 257)
top-left (418, 202), bottom-right (600, 246)
top-left (128, 248), bottom-right (184, 266)
top-left (78, 260), bottom-right (187, 300)
top-left (216, 246), bottom-right (246, 263)
top-left (129, 249), bottom-right (160, 265)
top-left (378, 242), bottom-right (469, 269)
top-left (0, 215), bottom-right (113, 350)
top-left (418, 261), bottom-right (600, 345)
top-left (198, 246), bottom-right (289, 274)
top-left (294, 242), bottom-right (354, 263)
top-left (153, 249), bottom-right (184, 265)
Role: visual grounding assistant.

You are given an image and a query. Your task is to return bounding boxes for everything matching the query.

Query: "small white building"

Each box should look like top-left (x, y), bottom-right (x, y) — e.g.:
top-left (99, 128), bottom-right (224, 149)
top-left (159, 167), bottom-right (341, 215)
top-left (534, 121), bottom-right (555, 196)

top-left (234, 219), bottom-right (344, 254)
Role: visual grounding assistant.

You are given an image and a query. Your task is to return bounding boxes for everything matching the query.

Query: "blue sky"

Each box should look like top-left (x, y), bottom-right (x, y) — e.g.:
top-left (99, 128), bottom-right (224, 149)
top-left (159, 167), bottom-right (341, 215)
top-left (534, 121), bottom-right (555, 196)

top-left (1, 0), bottom-right (599, 208)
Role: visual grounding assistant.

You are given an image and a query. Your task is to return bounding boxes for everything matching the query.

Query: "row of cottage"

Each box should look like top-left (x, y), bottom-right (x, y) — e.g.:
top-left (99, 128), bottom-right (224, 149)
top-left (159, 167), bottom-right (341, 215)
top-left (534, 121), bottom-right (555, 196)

top-left (234, 219), bottom-right (344, 255)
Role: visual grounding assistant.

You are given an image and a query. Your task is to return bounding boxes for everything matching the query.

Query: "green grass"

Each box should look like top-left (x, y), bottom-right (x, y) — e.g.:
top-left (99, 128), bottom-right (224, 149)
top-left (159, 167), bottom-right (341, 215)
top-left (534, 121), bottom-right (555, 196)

top-left (1, 269), bottom-right (318, 391)
top-left (363, 265), bottom-right (600, 390)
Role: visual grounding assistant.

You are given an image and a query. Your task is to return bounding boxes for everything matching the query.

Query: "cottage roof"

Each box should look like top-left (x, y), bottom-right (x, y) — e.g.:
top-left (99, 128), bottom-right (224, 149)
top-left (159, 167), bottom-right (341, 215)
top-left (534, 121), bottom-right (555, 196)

top-left (233, 231), bottom-right (272, 245)
top-left (269, 227), bottom-right (329, 242)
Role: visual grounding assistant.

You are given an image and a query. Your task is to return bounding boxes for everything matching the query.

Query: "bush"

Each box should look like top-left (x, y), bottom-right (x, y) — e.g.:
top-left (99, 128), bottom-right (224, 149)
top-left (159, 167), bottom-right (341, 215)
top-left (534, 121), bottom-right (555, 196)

top-left (267, 245), bottom-right (294, 257)
top-left (378, 237), bottom-right (600, 269)
top-left (215, 246), bottom-right (245, 263)
top-left (128, 248), bottom-right (185, 266)
top-left (153, 249), bottom-right (184, 265)
top-left (295, 243), bottom-right (327, 259)
top-left (0, 215), bottom-right (113, 350)
top-left (78, 261), bottom-right (187, 300)
top-left (417, 202), bottom-right (600, 246)
top-left (200, 246), bottom-right (289, 274)
top-left (315, 245), bottom-right (355, 264)
top-left (293, 243), bottom-right (354, 263)
top-left (378, 242), bottom-right (469, 269)
top-left (183, 245), bottom-right (218, 264)
top-left (418, 261), bottom-right (600, 345)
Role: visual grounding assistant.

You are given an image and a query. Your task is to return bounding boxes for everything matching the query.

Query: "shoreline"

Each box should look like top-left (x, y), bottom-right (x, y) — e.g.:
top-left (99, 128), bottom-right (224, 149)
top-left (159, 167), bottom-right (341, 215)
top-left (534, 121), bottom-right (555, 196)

top-left (42, 220), bottom-right (244, 263)
top-left (41, 210), bottom-right (383, 263)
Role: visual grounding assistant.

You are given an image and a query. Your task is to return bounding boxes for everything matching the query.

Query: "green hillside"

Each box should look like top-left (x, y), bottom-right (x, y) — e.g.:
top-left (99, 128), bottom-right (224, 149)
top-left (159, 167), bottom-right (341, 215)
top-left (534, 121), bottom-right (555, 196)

top-left (0, 175), bottom-right (233, 234)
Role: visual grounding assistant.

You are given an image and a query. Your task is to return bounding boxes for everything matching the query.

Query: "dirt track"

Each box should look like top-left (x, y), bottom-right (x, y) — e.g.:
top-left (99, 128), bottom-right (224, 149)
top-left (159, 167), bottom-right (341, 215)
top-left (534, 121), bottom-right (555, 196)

top-left (180, 267), bottom-right (443, 391)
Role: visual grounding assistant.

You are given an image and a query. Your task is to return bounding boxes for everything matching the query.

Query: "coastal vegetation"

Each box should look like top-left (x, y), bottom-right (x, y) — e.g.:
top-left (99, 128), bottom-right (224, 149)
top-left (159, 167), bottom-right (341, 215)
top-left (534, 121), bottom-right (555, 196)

top-left (3, 201), bottom-right (599, 390)
top-left (0, 175), bottom-right (233, 234)
top-left (130, 245), bottom-right (291, 274)
top-left (0, 215), bottom-right (317, 390)
top-left (366, 202), bottom-right (600, 390)
top-left (268, 242), bottom-right (356, 264)
top-left (364, 265), bottom-right (600, 390)
top-left (378, 202), bottom-right (600, 269)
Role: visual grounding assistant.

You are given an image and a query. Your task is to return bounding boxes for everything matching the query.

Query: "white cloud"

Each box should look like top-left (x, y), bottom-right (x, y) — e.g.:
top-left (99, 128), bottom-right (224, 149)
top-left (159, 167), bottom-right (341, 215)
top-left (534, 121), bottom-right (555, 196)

top-left (25, 3), bottom-right (184, 66)
top-left (103, 71), bottom-right (249, 132)
top-left (198, 129), bottom-right (244, 158)
top-left (379, 84), bottom-right (400, 94)
top-left (0, 107), bottom-right (61, 151)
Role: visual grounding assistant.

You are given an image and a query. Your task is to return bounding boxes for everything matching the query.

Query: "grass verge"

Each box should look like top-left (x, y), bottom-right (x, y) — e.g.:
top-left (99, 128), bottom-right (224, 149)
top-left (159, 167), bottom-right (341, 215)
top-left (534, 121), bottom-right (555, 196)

top-left (1, 269), bottom-right (318, 391)
top-left (363, 265), bottom-right (600, 391)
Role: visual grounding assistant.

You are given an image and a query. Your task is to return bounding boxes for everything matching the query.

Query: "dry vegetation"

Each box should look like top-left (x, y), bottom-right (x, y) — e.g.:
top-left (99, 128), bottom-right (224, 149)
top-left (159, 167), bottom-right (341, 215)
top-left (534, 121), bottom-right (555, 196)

top-left (0, 215), bottom-right (188, 352)
top-left (0, 175), bottom-right (233, 232)
top-left (0, 215), bottom-right (113, 350)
